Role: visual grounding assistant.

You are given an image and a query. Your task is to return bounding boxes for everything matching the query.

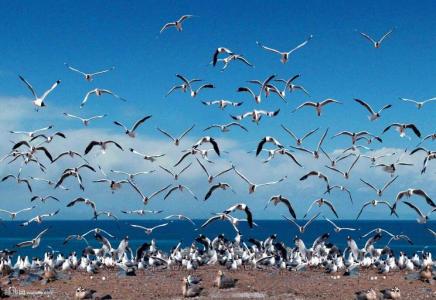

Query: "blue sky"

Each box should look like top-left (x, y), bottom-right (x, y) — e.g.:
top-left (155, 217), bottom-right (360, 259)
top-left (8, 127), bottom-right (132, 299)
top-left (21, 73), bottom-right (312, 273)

top-left (0, 0), bottom-right (435, 221)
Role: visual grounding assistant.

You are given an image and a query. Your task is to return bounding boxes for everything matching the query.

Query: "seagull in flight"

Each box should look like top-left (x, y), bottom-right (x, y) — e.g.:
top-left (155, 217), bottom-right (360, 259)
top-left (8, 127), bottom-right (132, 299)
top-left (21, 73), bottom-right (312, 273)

top-left (176, 74), bottom-right (214, 98)
top-left (204, 182), bottom-right (234, 201)
top-left (358, 28), bottom-right (394, 48)
top-left (282, 213), bottom-right (320, 233)
top-left (203, 122), bottom-right (247, 133)
top-left (63, 113), bottom-right (107, 126)
top-left (196, 158), bottom-right (233, 183)
top-left (395, 188), bottom-right (435, 208)
top-left (64, 63), bottom-right (114, 81)
top-left (320, 148), bottom-right (354, 168)
top-left (281, 125), bottom-right (319, 146)
top-left (67, 198), bottom-right (97, 219)
top-left (21, 210), bottom-right (59, 226)
top-left (231, 109), bottom-right (280, 125)
top-left (223, 203), bottom-right (254, 228)
top-left (291, 128), bottom-right (329, 159)
top-left (300, 170), bottom-right (330, 191)
top-left (360, 175), bottom-right (398, 197)
top-left (80, 88), bottom-right (126, 107)
top-left (164, 184), bottom-right (198, 200)
top-left (201, 100), bottom-right (243, 110)
top-left (292, 99), bottom-right (341, 116)
top-left (398, 97), bottom-right (436, 109)
top-left (233, 165), bottom-right (286, 194)
top-left (121, 209), bottom-right (163, 215)
top-left (323, 217), bottom-right (356, 233)
top-left (9, 125), bottom-right (53, 138)
top-left (354, 98), bottom-right (392, 121)
top-left (237, 74), bottom-right (276, 104)
top-left (157, 124), bottom-right (195, 146)
top-left (129, 148), bottom-right (165, 162)
top-left (324, 185), bottom-right (353, 204)
top-left (15, 228), bottom-right (48, 248)
top-left (0, 206), bottom-right (36, 220)
top-left (159, 163), bottom-right (192, 181)
top-left (85, 140), bottom-right (123, 155)
top-left (113, 115), bottom-right (152, 138)
top-left (383, 123), bottom-right (421, 138)
top-left (128, 180), bottom-right (171, 205)
top-left (256, 35), bottom-right (313, 64)
top-left (160, 15), bottom-right (193, 33)
top-left (401, 201), bottom-right (436, 224)
top-left (356, 200), bottom-right (398, 220)
top-left (130, 223), bottom-right (169, 235)
top-left (110, 169), bottom-right (155, 182)
top-left (164, 214), bottom-right (196, 225)
top-left (213, 54), bottom-right (254, 71)
top-left (265, 195), bottom-right (296, 219)
top-left (212, 47), bottom-right (234, 66)
top-left (304, 198), bottom-right (339, 219)
top-left (19, 76), bottom-right (60, 110)
top-left (325, 154), bottom-right (360, 179)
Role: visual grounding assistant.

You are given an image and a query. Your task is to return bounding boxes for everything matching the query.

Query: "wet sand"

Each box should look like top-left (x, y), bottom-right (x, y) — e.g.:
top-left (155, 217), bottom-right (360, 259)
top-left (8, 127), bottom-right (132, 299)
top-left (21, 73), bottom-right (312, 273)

top-left (1, 266), bottom-right (435, 299)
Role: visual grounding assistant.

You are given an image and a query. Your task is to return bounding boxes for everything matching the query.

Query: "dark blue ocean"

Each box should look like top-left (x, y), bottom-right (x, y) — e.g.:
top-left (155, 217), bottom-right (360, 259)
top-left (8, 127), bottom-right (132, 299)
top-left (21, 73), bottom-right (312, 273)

top-left (1, 220), bottom-right (434, 258)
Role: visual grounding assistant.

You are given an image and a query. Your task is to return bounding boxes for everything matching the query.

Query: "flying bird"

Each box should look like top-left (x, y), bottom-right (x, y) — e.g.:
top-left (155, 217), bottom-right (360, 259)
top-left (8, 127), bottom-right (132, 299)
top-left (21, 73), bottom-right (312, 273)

top-left (128, 180), bottom-right (171, 205)
top-left (80, 88), bottom-right (126, 107)
top-left (303, 198), bottom-right (339, 219)
top-left (358, 29), bottom-right (394, 48)
top-left (383, 123), bottom-right (421, 138)
top-left (401, 201), bottom-right (435, 224)
top-left (300, 170), bottom-right (330, 190)
top-left (67, 198), bottom-right (97, 218)
top-left (356, 200), bottom-right (398, 220)
top-left (204, 182), bottom-right (234, 201)
top-left (213, 54), bottom-right (254, 71)
top-left (0, 206), bottom-right (36, 220)
top-left (203, 122), bottom-right (247, 133)
top-left (164, 184), bottom-right (198, 201)
top-left (292, 99), bottom-right (342, 116)
top-left (223, 203), bottom-right (253, 228)
top-left (159, 163), bottom-right (192, 181)
top-left (256, 35), bottom-right (313, 64)
top-left (85, 140), bottom-right (123, 155)
top-left (398, 97), bottom-right (436, 109)
top-left (265, 195), bottom-right (296, 219)
top-left (113, 115), bottom-right (152, 137)
top-left (282, 213), bottom-right (320, 233)
top-left (237, 74), bottom-right (276, 104)
top-left (201, 100), bottom-right (243, 110)
top-left (233, 166), bottom-right (286, 194)
top-left (160, 15), bottom-right (193, 33)
top-left (281, 125), bottom-right (319, 146)
top-left (15, 228), bottom-right (49, 248)
top-left (323, 217), bottom-right (356, 233)
top-left (256, 136), bottom-right (283, 156)
top-left (164, 214), bottom-right (196, 225)
top-left (19, 76), bottom-right (61, 110)
top-left (63, 113), bottom-right (107, 126)
top-left (130, 223), bottom-right (169, 235)
top-left (212, 47), bottom-right (234, 66)
top-left (231, 109), bottom-right (280, 125)
top-left (325, 154), bottom-right (360, 179)
top-left (157, 124), bottom-right (195, 146)
top-left (64, 63), bottom-right (115, 81)
top-left (360, 176), bottom-right (398, 197)
top-left (354, 98), bottom-right (392, 121)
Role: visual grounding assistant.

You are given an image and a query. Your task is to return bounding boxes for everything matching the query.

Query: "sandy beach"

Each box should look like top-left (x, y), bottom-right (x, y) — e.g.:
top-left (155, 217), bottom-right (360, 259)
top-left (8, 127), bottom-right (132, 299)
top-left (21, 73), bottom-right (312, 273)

top-left (1, 266), bottom-right (435, 299)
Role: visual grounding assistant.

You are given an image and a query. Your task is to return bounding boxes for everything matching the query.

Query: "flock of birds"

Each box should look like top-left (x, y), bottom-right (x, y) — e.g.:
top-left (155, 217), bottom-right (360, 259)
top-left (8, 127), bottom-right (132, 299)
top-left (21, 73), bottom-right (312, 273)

top-left (0, 13), bottom-right (435, 299)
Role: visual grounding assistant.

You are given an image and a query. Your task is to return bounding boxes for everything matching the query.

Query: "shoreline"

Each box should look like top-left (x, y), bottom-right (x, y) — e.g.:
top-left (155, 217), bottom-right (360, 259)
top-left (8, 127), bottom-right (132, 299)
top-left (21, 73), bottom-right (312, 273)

top-left (2, 266), bottom-right (435, 299)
